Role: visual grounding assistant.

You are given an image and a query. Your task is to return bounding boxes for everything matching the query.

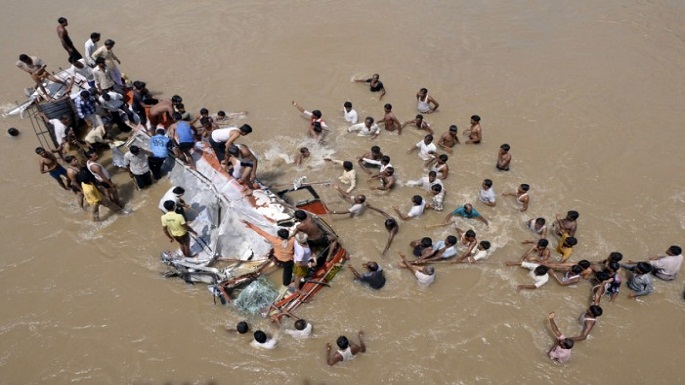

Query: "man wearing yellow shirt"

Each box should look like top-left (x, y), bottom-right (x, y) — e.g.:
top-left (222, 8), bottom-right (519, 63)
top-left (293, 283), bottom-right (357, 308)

top-left (556, 233), bottom-right (577, 262)
top-left (161, 200), bottom-right (196, 257)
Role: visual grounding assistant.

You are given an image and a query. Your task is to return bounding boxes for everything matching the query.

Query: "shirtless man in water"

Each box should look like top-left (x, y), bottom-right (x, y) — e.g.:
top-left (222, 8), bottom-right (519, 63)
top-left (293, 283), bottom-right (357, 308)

top-left (437, 125), bottom-right (460, 153)
top-left (369, 167), bottom-right (396, 191)
top-left (376, 104), bottom-right (403, 134)
top-left (149, 95), bottom-right (182, 129)
top-left (294, 210), bottom-right (337, 262)
top-left (464, 115), bottom-right (482, 144)
top-left (553, 210), bottom-right (579, 237)
top-left (497, 144), bottom-right (512, 170)
top-left (401, 114), bottom-right (434, 135)
top-left (36, 147), bottom-right (69, 190)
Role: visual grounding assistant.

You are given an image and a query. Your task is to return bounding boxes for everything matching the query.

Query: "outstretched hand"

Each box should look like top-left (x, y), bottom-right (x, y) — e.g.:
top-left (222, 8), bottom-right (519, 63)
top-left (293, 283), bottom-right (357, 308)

top-left (548, 312), bottom-right (555, 320)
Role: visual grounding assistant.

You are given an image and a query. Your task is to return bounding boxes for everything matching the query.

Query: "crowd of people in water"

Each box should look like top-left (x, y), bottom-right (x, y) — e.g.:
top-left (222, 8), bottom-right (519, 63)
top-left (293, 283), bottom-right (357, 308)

top-left (25, 17), bottom-right (683, 366)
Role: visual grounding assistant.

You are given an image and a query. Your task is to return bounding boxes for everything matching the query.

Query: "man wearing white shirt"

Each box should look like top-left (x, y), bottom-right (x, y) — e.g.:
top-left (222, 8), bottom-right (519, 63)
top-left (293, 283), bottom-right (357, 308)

top-left (251, 330), bottom-right (278, 350)
top-left (408, 134), bottom-right (437, 161)
top-left (99, 91), bottom-right (133, 131)
top-left (399, 252), bottom-right (436, 288)
top-left (347, 117), bottom-right (380, 139)
top-left (84, 32), bottom-right (100, 67)
top-left (406, 170), bottom-right (443, 191)
top-left (479, 179), bottom-right (496, 207)
top-left (393, 195), bottom-right (426, 220)
top-left (284, 319), bottom-right (312, 339)
top-left (505, 260), bottom-right (550, 292)
top-left (69, 57), bottom-right (95, 89)
top-left (343, 101), bottom-right (358, 124)
top-left (45, 114), bottom-right (73, 146)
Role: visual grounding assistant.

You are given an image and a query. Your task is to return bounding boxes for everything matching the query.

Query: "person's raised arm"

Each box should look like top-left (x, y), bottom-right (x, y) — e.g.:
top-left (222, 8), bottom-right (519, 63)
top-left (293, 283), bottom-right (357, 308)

top-left (326, 343), bottom-right (342, 366)
top-left (347, 265), bottom-right (362, 279)
top-left (548, 312), bottom-right (562, 338)
top-left (356, 331), bottom-right (366, 353)
top-left (383, 227), bottom-right (398, 256)
top-left (292, 100), bottom-right (305, 114)
top-left (378, 87), bottom-right (386, 101)
top-left (571, 322), bottom-right (594, 342)
top-left (477, 215), bottom-right (489, 226)
top-left (393, 206), bottom-right (410, 221)
top-left (399, 252), bottom-right (418, 274)
top-left (365, 203), bottom-right (391, 219)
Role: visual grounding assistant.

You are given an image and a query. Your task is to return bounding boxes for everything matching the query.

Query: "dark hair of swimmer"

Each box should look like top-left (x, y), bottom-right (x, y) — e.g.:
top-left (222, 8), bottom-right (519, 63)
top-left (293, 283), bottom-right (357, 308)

top-left (412, 195), bottom-right (423, 205)
top-left (236, 321), bottom-right (249, 334)
top-left (420, 237), bottom-right (432, 248)
top-left (254, 330), bottom-right (267, 343)
top-left (534, 265), bottom-right (549, 276)
top-left (294, 210), bottom-right (307, 220)
top-left (537, 239), bottom-right (549, 248)
top-left (384, 218), bottom-right (397, 230)
top-left (465, 230), bottom-right (476, 238)
top-left (608, 252), bottom-right (623, 262)
top-left (595, 271), bottom-right (610, 282)
top-left (277, 229), bottom-right (290, 240)
top-left (564, 237), bottom-right (578, 247)
top-left (608, 261), bottom-right (620, 272)
top-left (589, 305), bottom-right (603, 317)
top-left (336, 336), bottom-right (349, 349)
top-left (239, 124), bottom-right (253, 134)
top-left (343, 161), bottom-right (353, 171)
top-left (636, 262), bottom-right (652, 274)
top-left (294, 319), bottom-right (307, 330)
top-left (480, 241), bottom-right (491, 250)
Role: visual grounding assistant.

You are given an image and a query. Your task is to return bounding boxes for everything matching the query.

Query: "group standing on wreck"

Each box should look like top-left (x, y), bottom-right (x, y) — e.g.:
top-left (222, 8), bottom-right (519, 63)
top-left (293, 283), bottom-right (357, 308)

top-left (19, 16), bottom-right (684, 366)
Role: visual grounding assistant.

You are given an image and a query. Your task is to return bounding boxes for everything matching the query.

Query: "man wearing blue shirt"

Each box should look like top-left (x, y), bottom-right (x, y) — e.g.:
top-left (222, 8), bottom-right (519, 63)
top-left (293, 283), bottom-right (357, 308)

top-left (444, 203), bottom-right (489, 226)
top-left (148, 128), bottom-right (172, 179)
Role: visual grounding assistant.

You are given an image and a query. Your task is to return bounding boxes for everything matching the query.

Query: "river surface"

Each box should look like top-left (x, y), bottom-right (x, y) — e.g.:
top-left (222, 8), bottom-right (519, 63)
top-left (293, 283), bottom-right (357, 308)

top-left (1, 1), bottom-right (684, 384)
